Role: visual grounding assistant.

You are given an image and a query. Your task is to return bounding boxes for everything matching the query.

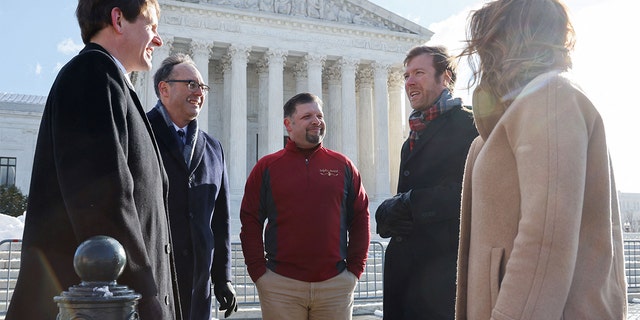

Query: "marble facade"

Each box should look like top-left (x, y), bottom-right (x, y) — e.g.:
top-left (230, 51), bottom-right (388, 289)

top-left (132, 0), bottom-right (433, 204)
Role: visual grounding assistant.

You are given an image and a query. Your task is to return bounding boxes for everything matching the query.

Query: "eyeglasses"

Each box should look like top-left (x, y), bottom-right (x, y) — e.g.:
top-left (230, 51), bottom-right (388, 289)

top-left (165, 80), bottom-right (210, 95)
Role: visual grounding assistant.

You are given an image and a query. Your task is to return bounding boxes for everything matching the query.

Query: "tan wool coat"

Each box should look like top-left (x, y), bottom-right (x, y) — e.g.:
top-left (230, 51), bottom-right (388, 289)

top-left (455, 71), bottom-right (627, 320)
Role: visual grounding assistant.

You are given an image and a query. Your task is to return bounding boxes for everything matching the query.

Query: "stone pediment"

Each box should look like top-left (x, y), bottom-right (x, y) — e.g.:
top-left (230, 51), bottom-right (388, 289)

top-left (197, 0), bottom-right (431, 36)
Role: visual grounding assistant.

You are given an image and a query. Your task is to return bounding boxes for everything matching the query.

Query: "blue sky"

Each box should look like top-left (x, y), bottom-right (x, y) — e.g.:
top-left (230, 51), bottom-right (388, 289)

top-left (0, 0), bottom-right (638, 192)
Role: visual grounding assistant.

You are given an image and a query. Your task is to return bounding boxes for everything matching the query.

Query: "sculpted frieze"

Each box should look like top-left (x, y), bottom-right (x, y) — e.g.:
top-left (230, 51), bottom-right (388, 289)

top-left (205, 0), bottom-right (410, 32)
top-left (161, 4), bottom-right (417, 54)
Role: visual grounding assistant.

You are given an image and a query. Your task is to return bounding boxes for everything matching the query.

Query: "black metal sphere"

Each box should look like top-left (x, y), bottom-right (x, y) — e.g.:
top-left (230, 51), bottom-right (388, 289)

top-left (73, 235), bottom-right (126, 283)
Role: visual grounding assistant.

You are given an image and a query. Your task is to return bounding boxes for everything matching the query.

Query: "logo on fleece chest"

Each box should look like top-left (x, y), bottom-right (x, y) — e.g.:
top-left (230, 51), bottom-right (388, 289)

top-left (319, 169), bottom-right (340, 177)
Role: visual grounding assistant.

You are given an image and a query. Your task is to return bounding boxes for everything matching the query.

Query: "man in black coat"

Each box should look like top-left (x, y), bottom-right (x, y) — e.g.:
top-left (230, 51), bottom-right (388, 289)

top-left (375, 45), bottom-right (478, 320)
top-left (147, 53), bottom-right (237, 320)
top-left (7, 1), bottom-right (181, 319)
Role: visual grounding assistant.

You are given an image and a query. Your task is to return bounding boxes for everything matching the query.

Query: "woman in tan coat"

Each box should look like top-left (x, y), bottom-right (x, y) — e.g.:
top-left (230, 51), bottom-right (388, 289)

top-left (455, 0), bottom-right (627, 319)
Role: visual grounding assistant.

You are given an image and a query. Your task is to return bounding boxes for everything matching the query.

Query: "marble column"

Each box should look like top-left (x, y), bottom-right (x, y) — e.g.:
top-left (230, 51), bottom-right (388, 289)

top-left (146, 36), bottom-right (172, 108)
top-left (356, 65), bottom-right (375, 193)
top-left (373, 62), bottom-right (391, 199)
top-left (324, 64), bottom-right (342, 151)
top-left (338, 57), bottom-right (359, 163)
top-left (210, 63), bottom-right (225, 141)
top-left (266, 49), bottom-right (287, 154)
top-left (190, 39), bottom-right (213, 132)
top-left (388, 68), bottom-right (405, 194)
top-left (220, 56), bottom-right (232, 156)
top-left (293, 61), bottom-right (308, 94)
top-left (228, 44), bottom-right (251, 194)
top-left (404, 94), bottom-right (411, 137)
top-left (305, 53), bottom-right (325, 98)
top-left (256, 59), bottom-right (269, 159)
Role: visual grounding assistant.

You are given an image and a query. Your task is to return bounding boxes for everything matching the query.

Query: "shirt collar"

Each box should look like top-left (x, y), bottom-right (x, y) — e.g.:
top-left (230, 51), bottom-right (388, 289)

top-left (154, 101), bottom-right (188, 131)
top-left (111, 56), bottom-right (134, 89)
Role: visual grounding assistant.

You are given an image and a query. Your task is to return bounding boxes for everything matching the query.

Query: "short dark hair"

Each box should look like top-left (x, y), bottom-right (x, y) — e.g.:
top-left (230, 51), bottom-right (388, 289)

top-left (283, 93), bottom-right (323, 118)
top-left (76, 0), bottom-right (160, 44)
top-left (153, 53), bottom-right (197, 98)
top-left (404, 45), bottom-right (457, 91)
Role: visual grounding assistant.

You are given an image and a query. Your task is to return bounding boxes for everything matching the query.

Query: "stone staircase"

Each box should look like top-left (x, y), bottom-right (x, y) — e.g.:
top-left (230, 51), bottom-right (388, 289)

top-left (0, 239), bottom-right (21, 318)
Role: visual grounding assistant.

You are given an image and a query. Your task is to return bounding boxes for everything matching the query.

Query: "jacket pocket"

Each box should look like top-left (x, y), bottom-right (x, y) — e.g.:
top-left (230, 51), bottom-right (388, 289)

top-left (490, 247), bottom-right (505, 309)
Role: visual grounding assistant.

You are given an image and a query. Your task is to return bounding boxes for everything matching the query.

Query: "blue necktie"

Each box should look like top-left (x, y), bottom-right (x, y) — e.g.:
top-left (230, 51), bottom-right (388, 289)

top-left (177, 129), bottom-right (185, 148)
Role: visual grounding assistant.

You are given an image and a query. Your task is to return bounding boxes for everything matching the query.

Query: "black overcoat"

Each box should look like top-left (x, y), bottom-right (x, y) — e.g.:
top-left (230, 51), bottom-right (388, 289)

top-left (381, 106), bottom-right (478, 320)
top-left (147, 107), bottom-right (232, 320)
top-left (7, 44), bottom-right (180, 320)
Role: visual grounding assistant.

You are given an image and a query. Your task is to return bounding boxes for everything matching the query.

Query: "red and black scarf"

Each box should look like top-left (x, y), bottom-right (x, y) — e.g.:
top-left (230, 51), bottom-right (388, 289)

top-left (408, 89), bottom-right (461, 150)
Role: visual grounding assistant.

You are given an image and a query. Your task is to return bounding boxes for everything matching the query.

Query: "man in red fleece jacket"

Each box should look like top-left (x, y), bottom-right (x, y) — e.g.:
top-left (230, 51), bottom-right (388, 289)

top-left (240, 92), bottom-right (370, 320)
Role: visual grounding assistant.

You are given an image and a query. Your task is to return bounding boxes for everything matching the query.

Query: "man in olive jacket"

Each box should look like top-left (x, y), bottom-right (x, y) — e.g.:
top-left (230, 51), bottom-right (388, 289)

top-left (375, 45), bottom-right (477, 320)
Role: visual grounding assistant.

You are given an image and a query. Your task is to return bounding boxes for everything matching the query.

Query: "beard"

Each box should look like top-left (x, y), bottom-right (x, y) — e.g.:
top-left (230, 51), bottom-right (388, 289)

top-left (306, 128), bottom-right (324, 144)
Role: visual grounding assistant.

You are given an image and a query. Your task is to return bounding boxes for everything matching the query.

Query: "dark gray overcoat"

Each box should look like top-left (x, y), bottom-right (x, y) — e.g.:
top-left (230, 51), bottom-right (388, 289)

top-left (7, 44), bottom-right (180, 320)
top-left (379, 106), bottom-right (478, 320)
top-left (147, 107), bottom-right (232, 320)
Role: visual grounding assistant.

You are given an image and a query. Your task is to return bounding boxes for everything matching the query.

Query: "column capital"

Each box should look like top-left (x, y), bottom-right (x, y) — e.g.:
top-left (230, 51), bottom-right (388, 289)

top-left (220, 55), bottom-right (232, 73)
top-left (388, 68), bottom-right (404, 87)
top-left (265, 49), bottom-right (288, 65)
top-left (190, 39), bottom-right (213, 57)
top-left (337, 57), bottom-right (360, 70)
top-left (228, 44), bottom-right (251, 61)
top-left (356, 65), bottom-right (374, 87)
top-left (304, 53), bottom-right (326, 68)
top-left (256, 59), bottom-right (269, 74)
top-left (373, 62), bottom-right (391, 75)
top-left (294, 61), bottom-right (308, 78)
top-left (325, 64), bottom-right (341, 82)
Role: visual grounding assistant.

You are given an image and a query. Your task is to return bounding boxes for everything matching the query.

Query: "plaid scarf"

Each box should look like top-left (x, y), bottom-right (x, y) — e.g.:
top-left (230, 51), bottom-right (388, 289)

top-left (408, 89), bottom-right (461, 150)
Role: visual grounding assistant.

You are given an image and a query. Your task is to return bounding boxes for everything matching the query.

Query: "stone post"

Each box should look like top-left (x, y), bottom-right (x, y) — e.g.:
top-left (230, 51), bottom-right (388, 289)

top-left (55, 235), bottom-right (141, 320)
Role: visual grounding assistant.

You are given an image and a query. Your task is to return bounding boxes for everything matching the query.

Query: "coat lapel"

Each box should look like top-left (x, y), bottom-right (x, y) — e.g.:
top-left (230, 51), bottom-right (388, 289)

top-left (189, 133), bottom-right (205, 174)
top-left (148, 109), bottom-right (189, 171)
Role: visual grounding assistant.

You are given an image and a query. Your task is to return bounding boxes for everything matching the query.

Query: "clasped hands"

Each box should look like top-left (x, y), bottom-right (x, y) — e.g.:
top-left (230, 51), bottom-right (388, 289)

top-left (375, 191), bottom-right (413, 238)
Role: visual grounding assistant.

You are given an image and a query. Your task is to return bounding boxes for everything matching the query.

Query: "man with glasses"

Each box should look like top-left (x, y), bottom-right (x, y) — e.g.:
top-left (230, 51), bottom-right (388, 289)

top-left (147, 53), bottom-right (238, 319)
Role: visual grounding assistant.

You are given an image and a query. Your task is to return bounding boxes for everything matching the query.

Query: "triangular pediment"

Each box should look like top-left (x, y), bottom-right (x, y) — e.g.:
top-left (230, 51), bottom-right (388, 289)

top-left (188, 0), bottom-right (431, 36)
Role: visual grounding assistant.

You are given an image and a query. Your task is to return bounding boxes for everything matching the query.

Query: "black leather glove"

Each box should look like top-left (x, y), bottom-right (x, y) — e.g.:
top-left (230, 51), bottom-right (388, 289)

top-left (375, 191), bottom-right (413, 238)
top-left (214, 281), bottom-right (238, 318)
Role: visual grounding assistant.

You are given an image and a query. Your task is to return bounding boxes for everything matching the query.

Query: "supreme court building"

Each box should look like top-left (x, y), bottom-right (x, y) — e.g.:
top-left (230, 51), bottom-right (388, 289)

top-left (1, 0), bottom-right (433, 233)
top-left (133, 0), bottom-right (433, 203)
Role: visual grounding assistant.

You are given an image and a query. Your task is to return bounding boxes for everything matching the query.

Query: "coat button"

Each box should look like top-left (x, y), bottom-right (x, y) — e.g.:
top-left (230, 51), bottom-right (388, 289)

top-left (164, 244), bottom-right (171, 254)
top-left (164, 295), bottom-right (170, 305)
top-left (403, 170), bottom-right (410, 177)
top-left (395, 236), bottom-right (403, 242)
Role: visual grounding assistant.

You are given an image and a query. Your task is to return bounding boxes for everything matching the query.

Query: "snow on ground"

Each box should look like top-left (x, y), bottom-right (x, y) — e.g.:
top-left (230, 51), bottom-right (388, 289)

top-left (0, 213), bottom-right (24, 240)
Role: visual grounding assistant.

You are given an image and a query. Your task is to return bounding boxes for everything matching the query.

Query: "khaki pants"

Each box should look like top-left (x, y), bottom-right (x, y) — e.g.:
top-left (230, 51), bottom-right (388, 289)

top-left (255, 269), bottom-right (358, 320)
